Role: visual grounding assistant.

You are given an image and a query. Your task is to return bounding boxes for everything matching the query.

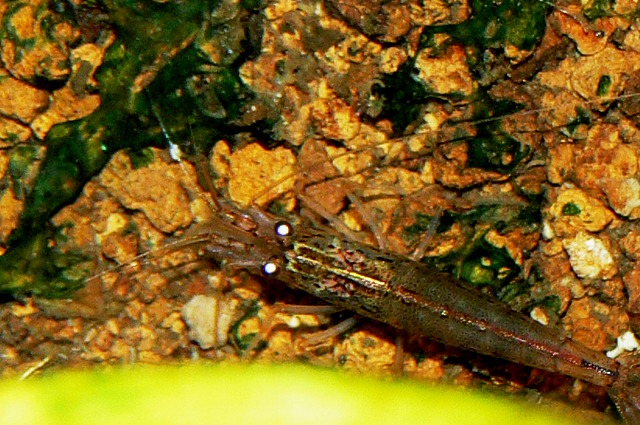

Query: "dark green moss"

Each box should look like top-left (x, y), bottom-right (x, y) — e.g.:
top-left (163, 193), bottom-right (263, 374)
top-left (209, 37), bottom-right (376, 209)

top-left (378, 52), bottom-right (530, 173)
top-left (121, 219), bottom-right (140, 239)
top-left (128, 147), bottom-right (156, 169)
top-left (407, 201), bottom-right (540, 296)
top-left (561, 202), bottom-right (581, 216)
top-left (583, 0), bottom-right (613, 21)
top-left (597, 75), bottom-right (612, 97)
top-left (403, 211), bottom-right (454, 242)
top-left (538, 295), bottom-right (562, 315)
top-left (434, 0), bottom-right (549, 51)
top-left (10, 0), bottom-right (219, 244)
top-left (267, 200), bottom-right (293, 218)
top-left (467, 130), bottom-right (527, 173)
top-left (376, 62), bottom-right (434, 133)
top-left (8, 145), bottom-right (40, 198)
top-left (0, 226), bottom-right (92, 298)
top-left (563, 106), bottom-right (592, 136)
top-left (239, 0), bottom-right (265, 11)
top-left (497, 279), bottom-right (532, 304)
top-left (458, 240), bottom-right (519, 290)
top-left (406, 202), bottom-right (539, 253)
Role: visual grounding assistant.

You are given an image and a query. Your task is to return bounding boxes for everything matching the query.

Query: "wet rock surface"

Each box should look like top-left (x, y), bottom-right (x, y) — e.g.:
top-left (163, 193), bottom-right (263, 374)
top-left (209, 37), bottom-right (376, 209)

top-left (0, 0), bottom-right (639, 422)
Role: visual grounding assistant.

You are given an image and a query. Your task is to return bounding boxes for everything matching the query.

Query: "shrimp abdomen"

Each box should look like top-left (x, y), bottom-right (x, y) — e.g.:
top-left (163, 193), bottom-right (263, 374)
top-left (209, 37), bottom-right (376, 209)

top-left (376, 261), bottom-right (619, 387)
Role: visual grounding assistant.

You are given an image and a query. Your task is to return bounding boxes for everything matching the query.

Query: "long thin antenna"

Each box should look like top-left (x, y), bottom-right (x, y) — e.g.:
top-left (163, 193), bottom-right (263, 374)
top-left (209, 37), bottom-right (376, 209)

top-left (149, 99), bottom-right (186, 166)
top-left (147, 93), bottom-right (223, 212)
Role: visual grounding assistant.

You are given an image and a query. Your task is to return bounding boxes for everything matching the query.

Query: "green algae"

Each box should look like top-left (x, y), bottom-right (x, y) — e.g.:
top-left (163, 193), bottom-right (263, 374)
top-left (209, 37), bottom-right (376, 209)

top-left (561, 202), bottom-right (582, 216)
top-left (458, 240), bottom-right (519, 290)
top-left (0, 0), bottom-right (267, 297)
top-left (460, 0), bottom-right (548, 51)
top-left (0, 226), bottom-right (92, 298)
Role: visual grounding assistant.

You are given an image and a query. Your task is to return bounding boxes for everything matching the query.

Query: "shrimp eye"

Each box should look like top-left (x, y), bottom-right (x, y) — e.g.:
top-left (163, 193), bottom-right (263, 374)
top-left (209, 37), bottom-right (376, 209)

top-left (262, 257), bottom-right (280, 276)
top-left (274, 221), bottom-right (293, 238)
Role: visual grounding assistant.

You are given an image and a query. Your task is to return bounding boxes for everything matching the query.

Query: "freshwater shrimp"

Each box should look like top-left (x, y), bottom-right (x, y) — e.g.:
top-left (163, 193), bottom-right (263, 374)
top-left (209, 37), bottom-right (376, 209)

top-left (194, 184), bottom-right (640, 424)
top-left (160, 2), bottom-right (640, 421)
top-left (6, 0), bottom-right (640, 422)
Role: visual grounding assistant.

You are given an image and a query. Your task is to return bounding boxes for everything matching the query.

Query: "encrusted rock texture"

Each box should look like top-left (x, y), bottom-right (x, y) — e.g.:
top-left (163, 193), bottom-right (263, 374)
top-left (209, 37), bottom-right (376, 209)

top-left (1, 0), bottom-right (640, 421)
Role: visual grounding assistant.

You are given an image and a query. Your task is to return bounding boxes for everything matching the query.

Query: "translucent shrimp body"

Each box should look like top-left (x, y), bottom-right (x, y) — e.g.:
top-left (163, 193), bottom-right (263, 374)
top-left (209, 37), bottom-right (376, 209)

top-left (204, 200), bottom-right (639, 424)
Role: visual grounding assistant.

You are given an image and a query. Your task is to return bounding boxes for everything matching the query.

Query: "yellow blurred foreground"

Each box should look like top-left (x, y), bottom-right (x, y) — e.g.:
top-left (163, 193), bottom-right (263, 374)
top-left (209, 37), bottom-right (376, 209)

top-left (0, 363), bottom-right (613, 425)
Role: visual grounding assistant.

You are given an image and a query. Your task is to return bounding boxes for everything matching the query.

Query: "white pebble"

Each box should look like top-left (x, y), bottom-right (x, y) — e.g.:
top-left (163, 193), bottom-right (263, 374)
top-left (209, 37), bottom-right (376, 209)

top-left (182, 295), bottom-right (239, 350)
top-left (607, 331), bottom-right (640, 359)
top-left (563, 232), bottom-right (616, 279)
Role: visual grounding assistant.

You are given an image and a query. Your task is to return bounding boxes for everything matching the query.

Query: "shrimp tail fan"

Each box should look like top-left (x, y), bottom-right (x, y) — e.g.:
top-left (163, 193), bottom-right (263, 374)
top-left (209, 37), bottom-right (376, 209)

top-left (608, 361), bottom-right (640, 424)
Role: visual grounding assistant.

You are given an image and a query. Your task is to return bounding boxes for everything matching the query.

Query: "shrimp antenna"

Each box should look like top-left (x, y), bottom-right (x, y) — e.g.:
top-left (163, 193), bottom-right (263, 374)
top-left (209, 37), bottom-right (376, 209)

top-left (146, 91), bottom-right (223, 211)
top-left (148, 95), bottom-right (186, 166)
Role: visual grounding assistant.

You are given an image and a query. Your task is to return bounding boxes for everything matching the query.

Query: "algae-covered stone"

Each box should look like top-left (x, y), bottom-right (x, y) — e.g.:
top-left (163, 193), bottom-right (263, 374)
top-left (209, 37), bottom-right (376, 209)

top-left (547, 186), bottom-right (614, 237)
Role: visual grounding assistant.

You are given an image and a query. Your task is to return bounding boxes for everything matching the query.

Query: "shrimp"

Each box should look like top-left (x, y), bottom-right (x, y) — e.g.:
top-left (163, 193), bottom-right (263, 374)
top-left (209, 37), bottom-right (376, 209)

top-left (157, 3), bottom-right (640, 420)
top-left (6, 0), bottom-right (640, 422)
top-left (198, 194), bottom-right (640, 423)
